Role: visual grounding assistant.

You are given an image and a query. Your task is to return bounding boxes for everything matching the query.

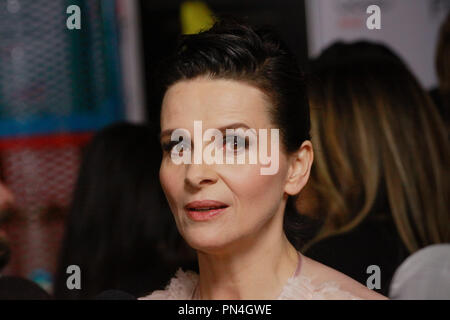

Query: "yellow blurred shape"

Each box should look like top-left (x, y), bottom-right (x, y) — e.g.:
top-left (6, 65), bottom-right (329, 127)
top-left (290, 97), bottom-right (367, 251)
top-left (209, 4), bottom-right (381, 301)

top-left (180, 1), bottom-right (215, 35)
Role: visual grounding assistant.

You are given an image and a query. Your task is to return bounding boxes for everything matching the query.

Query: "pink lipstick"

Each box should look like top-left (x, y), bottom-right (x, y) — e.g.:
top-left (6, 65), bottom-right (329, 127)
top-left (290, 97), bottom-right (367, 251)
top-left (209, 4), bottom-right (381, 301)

top-left (185, 200), bottom-right (229, 221)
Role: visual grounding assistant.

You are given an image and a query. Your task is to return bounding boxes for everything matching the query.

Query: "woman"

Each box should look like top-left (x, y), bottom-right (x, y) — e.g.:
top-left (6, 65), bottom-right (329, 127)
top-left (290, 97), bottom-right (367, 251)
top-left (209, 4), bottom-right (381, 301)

top-left (140, 18), bottom-right (384, 300)
top-left (54, 123), bottom-right (196, 299)
top-left (299, 42), bottom-right (449, 295)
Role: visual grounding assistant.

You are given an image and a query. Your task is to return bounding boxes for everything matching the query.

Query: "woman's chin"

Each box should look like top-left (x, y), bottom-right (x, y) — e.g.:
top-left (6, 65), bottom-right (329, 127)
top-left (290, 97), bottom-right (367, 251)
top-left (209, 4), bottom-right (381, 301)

top-left (184, 231), bottom-right (233, 254)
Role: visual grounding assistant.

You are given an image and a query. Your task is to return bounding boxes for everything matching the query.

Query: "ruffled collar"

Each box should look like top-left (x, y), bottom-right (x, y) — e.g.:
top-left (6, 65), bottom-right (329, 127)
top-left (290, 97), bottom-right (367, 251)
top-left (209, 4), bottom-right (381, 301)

top-left (140, 267), bottom-right (362, 300)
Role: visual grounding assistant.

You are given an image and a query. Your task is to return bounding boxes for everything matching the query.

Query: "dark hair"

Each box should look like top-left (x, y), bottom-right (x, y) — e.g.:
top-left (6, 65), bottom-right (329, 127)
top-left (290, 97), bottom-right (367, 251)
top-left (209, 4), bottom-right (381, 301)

top-left (54, 123), bottom-right (195, 299)
top-left (154, 17), bottom-right (314, 249)
top-left (0, 236), bottom-right (10, 271)
top-left (436, 12), bottom-right (450, 124)
top-left (436, 12), bottom-right (450, 94)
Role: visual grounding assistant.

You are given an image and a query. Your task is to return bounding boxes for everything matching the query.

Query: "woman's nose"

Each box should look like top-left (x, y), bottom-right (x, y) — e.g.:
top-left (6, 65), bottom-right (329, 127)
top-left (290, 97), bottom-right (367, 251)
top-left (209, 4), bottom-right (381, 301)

top-left (184, 163), bottom-right (218, 188)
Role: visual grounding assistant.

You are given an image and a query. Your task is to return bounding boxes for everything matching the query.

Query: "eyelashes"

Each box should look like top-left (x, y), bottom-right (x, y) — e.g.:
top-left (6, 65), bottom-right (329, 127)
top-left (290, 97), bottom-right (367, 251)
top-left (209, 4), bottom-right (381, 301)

top-left (161, 135), bottom-right (249, 155)
top-left (223, 135), bottom-right (249, 153)
top-left (161, 140), bottom-right (187, 153)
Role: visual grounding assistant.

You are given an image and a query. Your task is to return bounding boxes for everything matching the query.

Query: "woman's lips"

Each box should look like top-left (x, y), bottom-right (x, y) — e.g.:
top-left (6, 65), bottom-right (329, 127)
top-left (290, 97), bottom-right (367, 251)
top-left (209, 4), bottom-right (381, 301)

top-left (184, 200), bottom-right (229, 221)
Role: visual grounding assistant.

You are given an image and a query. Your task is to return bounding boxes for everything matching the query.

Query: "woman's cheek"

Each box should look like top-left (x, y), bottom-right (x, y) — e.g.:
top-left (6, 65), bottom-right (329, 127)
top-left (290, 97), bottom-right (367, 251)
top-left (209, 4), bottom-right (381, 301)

top-left (159, 162), bottom-right (181, 208)
top-left (220, 164), bottom-right (281, 205)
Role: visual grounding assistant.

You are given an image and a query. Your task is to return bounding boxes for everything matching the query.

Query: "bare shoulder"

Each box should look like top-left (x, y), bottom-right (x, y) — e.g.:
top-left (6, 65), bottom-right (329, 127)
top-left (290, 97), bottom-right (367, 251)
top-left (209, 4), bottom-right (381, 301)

top-left (300, 254), bottom-right (388, 300)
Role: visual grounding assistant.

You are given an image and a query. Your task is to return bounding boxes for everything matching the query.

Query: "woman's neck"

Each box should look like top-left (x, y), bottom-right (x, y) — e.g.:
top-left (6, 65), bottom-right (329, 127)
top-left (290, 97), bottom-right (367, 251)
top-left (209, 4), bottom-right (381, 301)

top-left (195, 233), bottom-right (299, 300)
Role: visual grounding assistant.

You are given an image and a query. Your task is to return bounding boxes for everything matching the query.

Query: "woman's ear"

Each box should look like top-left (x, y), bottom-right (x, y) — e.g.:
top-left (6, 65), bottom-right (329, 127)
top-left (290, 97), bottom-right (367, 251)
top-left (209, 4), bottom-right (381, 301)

top-left (284, 141), bottom-right (313, 196)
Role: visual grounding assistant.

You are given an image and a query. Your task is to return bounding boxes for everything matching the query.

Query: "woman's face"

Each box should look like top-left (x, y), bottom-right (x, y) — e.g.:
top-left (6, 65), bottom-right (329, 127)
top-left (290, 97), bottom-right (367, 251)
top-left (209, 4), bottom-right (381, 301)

top-left (159, 78), bottom-right (294, 253)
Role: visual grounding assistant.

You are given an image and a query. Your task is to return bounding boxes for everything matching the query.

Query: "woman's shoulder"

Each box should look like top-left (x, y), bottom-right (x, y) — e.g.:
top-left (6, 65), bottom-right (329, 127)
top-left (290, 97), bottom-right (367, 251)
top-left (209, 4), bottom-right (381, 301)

top-left (138, 268), bottom-right (198, 300)
top-left (288, 255), bottom-right (387, 300)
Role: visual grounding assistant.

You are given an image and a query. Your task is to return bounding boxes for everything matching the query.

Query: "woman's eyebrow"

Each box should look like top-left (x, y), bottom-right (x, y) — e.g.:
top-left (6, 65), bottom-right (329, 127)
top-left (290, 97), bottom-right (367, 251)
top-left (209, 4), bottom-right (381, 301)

top-left (159, 122), bottom-right (251, 141)
top-left (217, 123), bottom-right (251, 135)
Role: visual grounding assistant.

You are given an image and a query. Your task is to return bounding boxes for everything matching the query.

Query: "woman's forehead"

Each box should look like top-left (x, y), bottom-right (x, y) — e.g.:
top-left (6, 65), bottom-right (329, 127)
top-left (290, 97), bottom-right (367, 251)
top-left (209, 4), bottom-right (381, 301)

top-left (160, 78), bottom-right (272, 130)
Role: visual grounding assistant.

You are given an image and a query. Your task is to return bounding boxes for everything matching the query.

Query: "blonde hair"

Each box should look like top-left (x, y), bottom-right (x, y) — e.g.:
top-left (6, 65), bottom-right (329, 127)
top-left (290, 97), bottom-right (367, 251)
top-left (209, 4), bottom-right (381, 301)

top-left (304, 42), bottom-right (449, 253)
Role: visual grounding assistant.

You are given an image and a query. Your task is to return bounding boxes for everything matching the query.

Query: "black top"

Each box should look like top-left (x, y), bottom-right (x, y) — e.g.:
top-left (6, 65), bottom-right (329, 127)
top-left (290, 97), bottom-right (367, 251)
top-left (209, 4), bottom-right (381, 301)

top-left (304, 215), bottom-right (410, 296)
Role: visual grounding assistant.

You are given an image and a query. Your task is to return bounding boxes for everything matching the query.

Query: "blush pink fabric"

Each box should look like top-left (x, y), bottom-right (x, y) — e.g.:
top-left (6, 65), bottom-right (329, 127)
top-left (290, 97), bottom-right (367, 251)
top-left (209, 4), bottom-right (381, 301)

top-left (139, 253), bottom-right (362, 300)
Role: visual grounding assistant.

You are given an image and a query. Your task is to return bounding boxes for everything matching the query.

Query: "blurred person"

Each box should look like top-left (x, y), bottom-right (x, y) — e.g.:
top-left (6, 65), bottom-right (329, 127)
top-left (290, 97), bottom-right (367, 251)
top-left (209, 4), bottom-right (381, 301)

top-left (0, 181), bottom-right (14, 213)
top-left (299, 41), bottom-right (450, 295)
top-left (140, 18), bottom-right (385, 300)
top-left (53, 122), bottom-right (196, 299)
top-left (0, 177), bottom-right (14, 274)
top-left (0, 176), bottom-right (51, 299)
top-left (389, 244), bottom-right (450, 300)
top-left (0, 237), bottom-right (10, 275)
top-left (0, 276), bottom-right (51, 300)
top-left (430, 11), bottom-right (450, 129)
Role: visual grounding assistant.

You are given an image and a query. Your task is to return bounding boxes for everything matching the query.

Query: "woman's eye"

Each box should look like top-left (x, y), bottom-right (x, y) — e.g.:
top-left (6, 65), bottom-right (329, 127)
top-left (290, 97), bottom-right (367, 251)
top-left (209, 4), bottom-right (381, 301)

top-left (173, 141), bottom-right (191, 155)
top-left (161, 141), bottom-right (191, 155)
top-left (223, 135), bottom-right (247, 153)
